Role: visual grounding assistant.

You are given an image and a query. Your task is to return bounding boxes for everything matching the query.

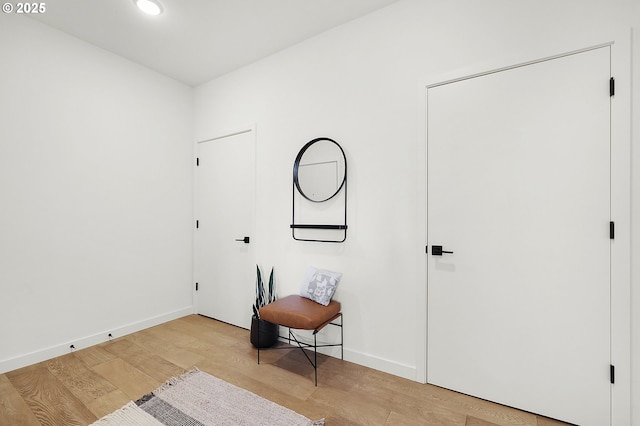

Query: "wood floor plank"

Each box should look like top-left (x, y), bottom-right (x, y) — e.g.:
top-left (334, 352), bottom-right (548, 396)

top-left (142, 321), bottom-right (202, 347)
top-left (126, 330), bottom-right (205, 370)
top-left (466, 416), bottom-right (502, 426)
top-left (73, 344), bottom-right (117, 367)
top-left (309, 354), bottom-right (475, 424)
top-left (354, 372), bottom-right (473, 425)
top-left (144, 321), bottom-right (262, 374)
top-left (448, 390), bottom-right (537, 426)
top-left (7, 366), bottom-right (97, 425)
top-left (91, 358), bottom-right (159, 400)
top-left (180, 314), bottom-right (249, 339)
top-left (536, 416), bottom-right (573, 426)
top-left (351, 366), bottom-right (537, 426)
top-left (0, 374), bottom-right (41, 426)
top-left (161, 315), bottom-right (247, 351)
top-left (385, 409), bottom-right (466, 426)
top-left (46, 353), bottom-right (117, 405)
top-left (309, 384), bottom-right (392, 425)
top-left (85, 389), bottom-right (131, 419)
top-left (103, 338), bottom-right (185, 382)
top-left (313, 360), bottom-right (469, 425)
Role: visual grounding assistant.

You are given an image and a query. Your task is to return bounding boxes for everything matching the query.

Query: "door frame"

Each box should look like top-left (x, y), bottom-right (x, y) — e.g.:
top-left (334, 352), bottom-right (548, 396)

top-left (416, 33), bottom-right (631, 425)
top-left (193, 124), bottom-right (257, 318)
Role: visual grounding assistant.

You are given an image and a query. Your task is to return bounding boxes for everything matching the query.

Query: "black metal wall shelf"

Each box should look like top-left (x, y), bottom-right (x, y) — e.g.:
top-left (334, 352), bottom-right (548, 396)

top-left (290, 224), bottom-right (348, 230)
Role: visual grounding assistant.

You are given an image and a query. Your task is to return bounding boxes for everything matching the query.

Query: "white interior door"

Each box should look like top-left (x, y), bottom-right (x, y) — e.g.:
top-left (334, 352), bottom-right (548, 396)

top-left (427, 47), bottom-right (611, 426)
top-left (196, 129), bottom-right (255, 329)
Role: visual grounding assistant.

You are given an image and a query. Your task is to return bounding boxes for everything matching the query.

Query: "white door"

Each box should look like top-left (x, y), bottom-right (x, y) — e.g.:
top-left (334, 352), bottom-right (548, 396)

top-left (196, 129), bottom-right (255, 329)
top-left (427, 47), bottom-right (611, 426)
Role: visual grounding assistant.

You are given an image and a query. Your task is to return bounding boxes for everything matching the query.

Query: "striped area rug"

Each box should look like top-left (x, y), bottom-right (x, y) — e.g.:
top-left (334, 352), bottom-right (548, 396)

top-left (91, 368), bottom-right (324, 426)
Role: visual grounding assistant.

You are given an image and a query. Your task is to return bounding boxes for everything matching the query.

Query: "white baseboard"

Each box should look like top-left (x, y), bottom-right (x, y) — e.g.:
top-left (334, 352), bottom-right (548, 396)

top-left (344, 348), bottom-right (417, 381)
top-left (0, 306), bottom-right (195, 374)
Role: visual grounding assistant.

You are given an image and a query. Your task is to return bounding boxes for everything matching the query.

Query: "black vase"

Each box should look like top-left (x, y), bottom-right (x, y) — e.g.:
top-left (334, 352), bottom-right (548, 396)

top-left (250, 316), bottom-right (279, 348)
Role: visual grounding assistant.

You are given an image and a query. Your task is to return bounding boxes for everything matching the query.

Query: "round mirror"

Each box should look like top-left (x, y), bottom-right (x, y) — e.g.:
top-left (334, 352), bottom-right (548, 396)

top-left (294, 137), bottom-right (346, 202)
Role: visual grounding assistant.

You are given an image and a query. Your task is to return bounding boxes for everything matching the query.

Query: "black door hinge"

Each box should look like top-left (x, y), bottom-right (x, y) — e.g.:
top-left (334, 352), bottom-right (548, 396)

top-left (610, 364), bottom-right (615, 384)
top-left (196, 220), bottom-right (199, 229)
top-left (610, 221), bottom-right (615, 239)
top-left (196, 157), bottom-right (200, 166)
top-left (195, 282), bottom-right (199, 291)
top-left (610, 78), bottom-right (615, 97)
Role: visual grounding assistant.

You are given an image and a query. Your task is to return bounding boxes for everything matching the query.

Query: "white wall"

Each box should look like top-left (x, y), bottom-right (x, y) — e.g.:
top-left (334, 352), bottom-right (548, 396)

top-left (195, 0), bottom-right (639, 421)
top-left (0, 17), bottom-right (194, 372)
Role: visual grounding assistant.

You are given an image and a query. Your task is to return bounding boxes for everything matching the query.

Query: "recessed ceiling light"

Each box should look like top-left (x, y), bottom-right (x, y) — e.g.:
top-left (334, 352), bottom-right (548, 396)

top-left (135, 0), bottom-right (163, 16)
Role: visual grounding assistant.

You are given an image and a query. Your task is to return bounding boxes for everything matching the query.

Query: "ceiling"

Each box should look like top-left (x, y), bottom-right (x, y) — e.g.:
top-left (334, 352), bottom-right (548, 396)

top-left (30, 0), bottom-right (399, 86)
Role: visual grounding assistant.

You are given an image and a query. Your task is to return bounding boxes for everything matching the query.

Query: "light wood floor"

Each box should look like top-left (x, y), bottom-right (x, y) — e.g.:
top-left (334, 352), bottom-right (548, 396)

top-left (0, 315), bottom-right (570, 426)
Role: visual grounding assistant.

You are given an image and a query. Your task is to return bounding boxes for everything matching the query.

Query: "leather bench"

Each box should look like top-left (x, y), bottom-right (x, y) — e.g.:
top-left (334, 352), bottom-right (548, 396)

top-left (257, 295), bottom-right (343, 385)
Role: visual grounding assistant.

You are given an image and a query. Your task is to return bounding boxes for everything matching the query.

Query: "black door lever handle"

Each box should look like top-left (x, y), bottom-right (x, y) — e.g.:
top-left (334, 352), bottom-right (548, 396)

top-left (235, 237), bottom-right (250, 244)
top-left (431, 245), bottom-right (453, 256)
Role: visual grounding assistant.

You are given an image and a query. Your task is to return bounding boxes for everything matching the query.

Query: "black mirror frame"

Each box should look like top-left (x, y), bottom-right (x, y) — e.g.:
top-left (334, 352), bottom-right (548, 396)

top-left (293, 137), bottom-right (347, 203)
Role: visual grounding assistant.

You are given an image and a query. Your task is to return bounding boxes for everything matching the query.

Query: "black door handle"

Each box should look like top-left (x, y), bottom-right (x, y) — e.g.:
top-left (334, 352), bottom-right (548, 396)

top-left (431, 245), bottom-right (453, 256)
top-left (235, 237), bottom-right (250, 244)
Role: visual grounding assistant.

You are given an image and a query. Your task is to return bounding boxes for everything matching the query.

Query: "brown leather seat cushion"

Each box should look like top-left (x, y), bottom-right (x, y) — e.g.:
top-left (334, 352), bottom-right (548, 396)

top-left (259, 295), bottom-right (341, 330)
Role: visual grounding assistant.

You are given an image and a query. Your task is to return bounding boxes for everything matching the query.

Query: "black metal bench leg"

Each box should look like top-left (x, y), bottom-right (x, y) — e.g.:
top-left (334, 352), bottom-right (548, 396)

top-left (314, 333), bottom-right (317, 386)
